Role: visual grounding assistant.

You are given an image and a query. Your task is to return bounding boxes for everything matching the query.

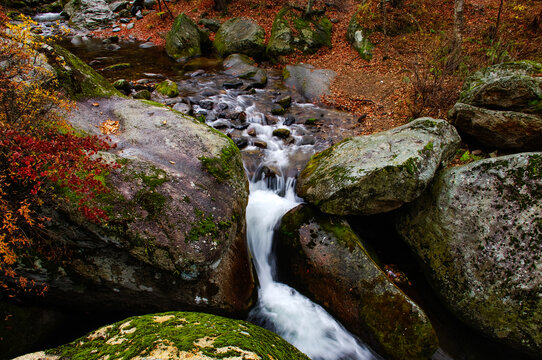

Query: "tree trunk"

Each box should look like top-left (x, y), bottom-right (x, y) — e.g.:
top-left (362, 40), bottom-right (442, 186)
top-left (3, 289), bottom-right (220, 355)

top-left (493, 0), bottom-right (504, 40)
top-left (447, 0), bottom-right (464, 72)
top-left (305, 0), bottom-right (315, 16)
top-left (215, 0), bottom-right (228, 12)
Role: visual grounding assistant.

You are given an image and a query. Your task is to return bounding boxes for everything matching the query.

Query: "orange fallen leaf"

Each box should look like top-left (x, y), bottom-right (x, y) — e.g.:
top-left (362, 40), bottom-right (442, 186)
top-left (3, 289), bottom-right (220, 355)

top-left (99, 119), bottom-right (120, 135)
top-left (92, 102), bottom-right (99, 107)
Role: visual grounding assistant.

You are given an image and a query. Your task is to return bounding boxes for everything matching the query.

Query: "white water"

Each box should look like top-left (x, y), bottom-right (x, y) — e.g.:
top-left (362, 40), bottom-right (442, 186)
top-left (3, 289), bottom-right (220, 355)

top-left (245, 175), bottom-right (375, 360)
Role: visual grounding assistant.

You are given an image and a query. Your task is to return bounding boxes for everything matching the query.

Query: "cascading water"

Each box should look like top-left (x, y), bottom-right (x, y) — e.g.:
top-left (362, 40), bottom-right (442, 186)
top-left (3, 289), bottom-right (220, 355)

top-left (236, 99), bottom-right (377, 359)
top-left (246, 176), bottom-right (376, 360)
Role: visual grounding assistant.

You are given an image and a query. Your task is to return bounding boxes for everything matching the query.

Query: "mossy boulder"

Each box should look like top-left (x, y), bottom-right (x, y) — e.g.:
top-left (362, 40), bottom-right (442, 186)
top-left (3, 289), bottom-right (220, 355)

top-left (449, 61), bottom-right (542, 151)
top-left (222, 53), bottom-right (267, 88)
top-left (44, 44), bottom-right (123, 100)
top-left (276, 205), bottom-right (438, 360)
top-left (63, 0), bottom-right (115, 30)
top-left (14, 312), bottom-right (310, 360)
top-left (267, 7), bottom-right (332, 60)
top-left (394, 153), bottom-right (542, 357)
top-left (297, 118), bottom-right (461, 215)
top-left (9, 98), bottom-right (252, 315)
top-left (155, 79), bottom-right (179, 97)
top-left (283, 63), bottom-right (336, 102)
top-left (347, 10), bottom-right (374, 61)
top-left (165, 13), bottom-right (210, 61)
top-left (213, 17), bottom-right (265, 58)
top-left (448, 103), bottom-right (542, 150)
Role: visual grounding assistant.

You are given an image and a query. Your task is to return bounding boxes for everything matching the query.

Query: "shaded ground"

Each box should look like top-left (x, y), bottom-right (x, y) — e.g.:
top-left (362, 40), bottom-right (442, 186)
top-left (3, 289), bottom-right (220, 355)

top-left (93, 0), bottom-right (542, 135)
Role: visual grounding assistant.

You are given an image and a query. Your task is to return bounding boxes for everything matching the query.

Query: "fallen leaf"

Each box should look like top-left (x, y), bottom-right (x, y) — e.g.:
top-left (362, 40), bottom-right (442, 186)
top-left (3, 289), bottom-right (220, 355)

top-left (99, 119), bottom-right (120, 135)
top-left (169, 161), bottom-right (175, 164)
top-left (92, 102), bottom-right (99, 107)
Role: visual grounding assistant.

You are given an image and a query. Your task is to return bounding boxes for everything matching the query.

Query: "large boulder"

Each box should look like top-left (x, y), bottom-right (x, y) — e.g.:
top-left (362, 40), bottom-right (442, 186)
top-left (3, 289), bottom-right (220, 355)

top-left (14, 312), bottom-right (310, 360)
top-left (213, 17), bottom-right (265, 58)
top-left (297, 118), bottom-right (461, 215)
top-left (283, 63), bottom-right (336, 102)
top-left (276, 205), bottom-right (439, 360)
top-left (63, 0), bottom-right (116, 30)
top-left (395, 153), bottom-right (542, 356)
top-left (11, 98), bottom-right (253, 315)
top-left (449, 61), bottom-right (542, 151)
top-left (44, 44), bottom-right (123, 100)
top-left (448, 103), bottom-right (542, 150)
top-left (267, 7), bottom-right (332, 60)
top-left (165, 13), bottom-right (211, 61)
top-left (222, 53), bottom-right (267, 88)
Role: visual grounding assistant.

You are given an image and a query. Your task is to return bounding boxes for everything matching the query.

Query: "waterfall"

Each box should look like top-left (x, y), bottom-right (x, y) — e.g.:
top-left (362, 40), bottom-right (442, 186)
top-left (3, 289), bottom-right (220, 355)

top-left (245, 174), bottom-right (376, 360)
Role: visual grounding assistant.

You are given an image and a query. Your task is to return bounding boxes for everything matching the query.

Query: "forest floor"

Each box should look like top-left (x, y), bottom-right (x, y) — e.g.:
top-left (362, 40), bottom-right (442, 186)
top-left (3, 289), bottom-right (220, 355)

top-left (94, 0), bottom-right (542, 136)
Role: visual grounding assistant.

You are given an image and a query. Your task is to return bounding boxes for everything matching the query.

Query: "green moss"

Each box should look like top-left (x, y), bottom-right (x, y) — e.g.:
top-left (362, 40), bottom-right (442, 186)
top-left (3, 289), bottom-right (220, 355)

top-left (49, 44), bottom-right (123, 100)
top-left (135, 190), bottom-right (166, 218)
top-left (139, 99), bottom-right (166, 107)
top-left (402, 157), bottom-right (418, 175)
top-left (305, 117), bottom-right (317, 125)
top-left (101, 63), bottom-right (131, 71)
top-left (199, 141), bottom-right (240, 183)
top-left (359, 288), bottom-right (438, 360)
top-left (155, 80), bottom-right (179, 98)
top-left (186, 209), bottom-right (234, 243)
top-left (46, 312), bottom-right (310, 359)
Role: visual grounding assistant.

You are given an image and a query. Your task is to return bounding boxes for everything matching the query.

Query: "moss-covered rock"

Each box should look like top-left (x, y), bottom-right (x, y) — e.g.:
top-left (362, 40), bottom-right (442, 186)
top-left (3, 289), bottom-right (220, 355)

top-left (266, 7), bottom-right (332, 60)
top-left (347, 10), bottom-right (374, 61)
top-left (449, 61), bottom-right (542, 151)
top-left (213, 17), bottom-right (265, 58)
top-left (395, 152), bottom-right (542, 357)
top-left (14, 312), bottom-right (309, 360)
top-left (276, 205), bottom-right (438, 360)
top-left (10, 98), bottom-right (252, 315)
top-left (297, 118), bottom-right (461, 215)
top-left (155, 79), bottom-right (179, 97)
top-left (165, 13), bottom-right (210, 61)
top-left (44, 44), bottom-right (123, 100)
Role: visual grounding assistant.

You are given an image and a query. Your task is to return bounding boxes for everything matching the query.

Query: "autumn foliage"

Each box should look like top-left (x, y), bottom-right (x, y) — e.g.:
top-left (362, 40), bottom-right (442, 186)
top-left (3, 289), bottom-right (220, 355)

top-left (0, 10), bottom-right (116, 294)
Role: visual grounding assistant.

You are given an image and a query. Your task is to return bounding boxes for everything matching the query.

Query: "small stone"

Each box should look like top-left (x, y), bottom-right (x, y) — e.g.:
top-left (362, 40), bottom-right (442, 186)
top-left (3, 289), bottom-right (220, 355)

top-left (173, 103), bottom-right (192, 114)
top-left (284, 115), bottom-right (296, 126)
top-left (271, 104), bottom-right (285, 116)
top-left (247, 128), bottom-right (256, 137)
top-left (272, 128), bottom-right (291, 139)
top-left (253, 140), bottom-right (268, 149)
top-left (133, 90), bottom-right (151, 100)
top-left (299, 135), bottom-right (316, 145)
top-left (471, 149), bottom-right (483, 156)
top-left (223, 80), bottom-right (243, 89)
top-left (155, 79), bottom-right (179, 97)
top-left (199, 100), bottom-right (214, 110)
top-left (127, 23), bottom-right (134, 30)
top-left (119, 18), bottom-right (130, 24)
top-left (275, 95), bottom-right (292, 108)
top-left (113, 79), bottom-right (132, 93)
top-left (233, 137), bottom-right (249, 149)
top-left (112, 27), bottom-right (121, 32)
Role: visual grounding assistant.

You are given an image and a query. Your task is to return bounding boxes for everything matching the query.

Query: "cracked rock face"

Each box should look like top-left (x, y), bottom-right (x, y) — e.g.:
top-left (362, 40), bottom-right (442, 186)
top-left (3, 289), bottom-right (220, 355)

top-left (63, 0), bottom-right (116, 30)
top-left (395, 152), bottom-right (542, 356)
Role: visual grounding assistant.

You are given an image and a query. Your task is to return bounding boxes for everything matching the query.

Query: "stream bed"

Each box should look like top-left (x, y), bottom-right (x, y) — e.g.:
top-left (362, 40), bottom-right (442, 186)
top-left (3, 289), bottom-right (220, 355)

top-left (2, 22), bottom-right (530, 359)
